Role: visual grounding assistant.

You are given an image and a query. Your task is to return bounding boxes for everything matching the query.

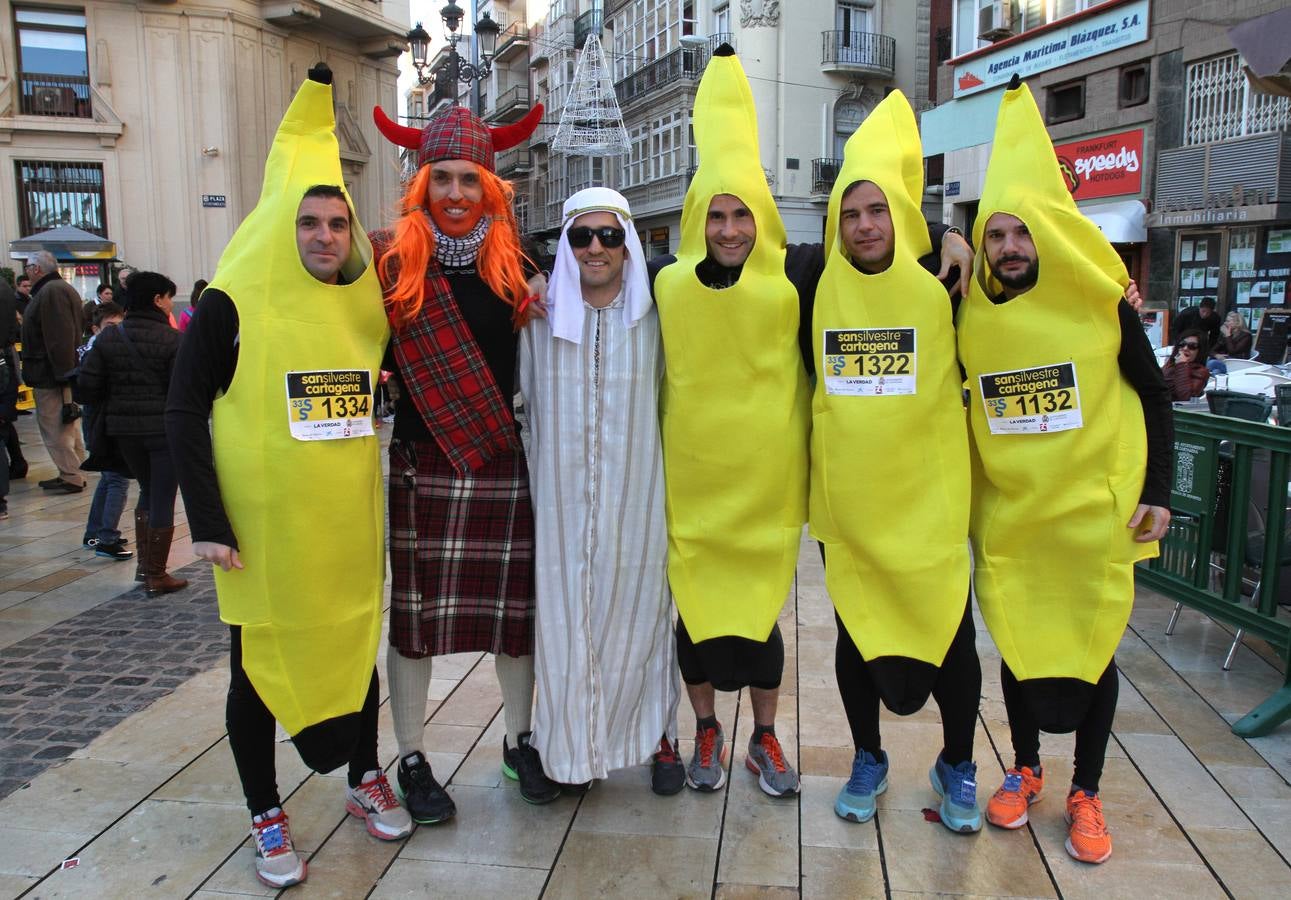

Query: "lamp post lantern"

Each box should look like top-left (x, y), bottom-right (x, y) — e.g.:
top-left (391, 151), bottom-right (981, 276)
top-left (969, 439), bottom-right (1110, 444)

top-left (407, 3), bottom-right (500, 102)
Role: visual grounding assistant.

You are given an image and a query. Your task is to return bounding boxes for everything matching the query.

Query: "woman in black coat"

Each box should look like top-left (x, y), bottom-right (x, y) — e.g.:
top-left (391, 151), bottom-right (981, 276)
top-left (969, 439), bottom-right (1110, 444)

top-left (78, 271), bottom-right (188, 595)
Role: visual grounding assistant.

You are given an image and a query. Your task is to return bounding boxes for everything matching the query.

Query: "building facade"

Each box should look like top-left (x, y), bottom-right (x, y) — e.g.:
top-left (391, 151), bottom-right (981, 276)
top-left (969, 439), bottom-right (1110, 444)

top-left (2, 0), bottom-right (410, 296)
top-left (923, 0), bottom-right (1291, 345)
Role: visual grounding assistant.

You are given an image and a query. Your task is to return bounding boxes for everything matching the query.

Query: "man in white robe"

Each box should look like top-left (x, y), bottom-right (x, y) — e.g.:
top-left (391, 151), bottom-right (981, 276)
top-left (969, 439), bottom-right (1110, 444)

top-left (520, 187), bottom-right (682, 793)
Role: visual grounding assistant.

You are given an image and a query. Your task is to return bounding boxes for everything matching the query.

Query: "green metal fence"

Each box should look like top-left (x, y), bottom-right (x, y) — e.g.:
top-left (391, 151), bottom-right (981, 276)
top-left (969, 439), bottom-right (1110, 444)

top-left (1136, 410), bottom-right (1291, 737)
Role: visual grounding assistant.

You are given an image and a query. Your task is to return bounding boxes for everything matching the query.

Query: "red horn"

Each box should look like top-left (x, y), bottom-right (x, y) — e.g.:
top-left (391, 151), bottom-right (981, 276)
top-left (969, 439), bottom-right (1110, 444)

top-left (490, 104), bottom-right (544, 152)
top-left (372, 105), bottom-right (423, 150)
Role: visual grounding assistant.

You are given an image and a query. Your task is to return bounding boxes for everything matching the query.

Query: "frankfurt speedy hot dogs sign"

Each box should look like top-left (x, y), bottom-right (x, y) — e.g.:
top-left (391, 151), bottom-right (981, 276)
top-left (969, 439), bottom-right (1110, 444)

top-left (1054, 129), bottom-right (1143, 201)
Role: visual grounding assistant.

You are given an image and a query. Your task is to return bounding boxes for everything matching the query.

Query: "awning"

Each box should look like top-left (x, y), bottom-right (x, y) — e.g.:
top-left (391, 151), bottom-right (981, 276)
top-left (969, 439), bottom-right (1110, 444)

top-left (1080, 198), bottom-right (1146, 243)
top-left (8, 225), bottom-right (118, 261)
top-left (1229, 8), bottom-right (1291, 96)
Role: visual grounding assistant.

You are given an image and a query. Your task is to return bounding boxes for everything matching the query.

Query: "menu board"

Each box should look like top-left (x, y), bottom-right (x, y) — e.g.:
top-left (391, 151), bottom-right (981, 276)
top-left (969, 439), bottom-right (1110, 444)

top-left (1253, 309), bottom-right (1291, 365)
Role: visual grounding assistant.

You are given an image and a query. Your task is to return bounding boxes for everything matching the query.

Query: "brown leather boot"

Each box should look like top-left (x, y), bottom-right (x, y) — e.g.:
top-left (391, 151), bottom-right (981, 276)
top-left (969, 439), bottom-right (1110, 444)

top-left (134, 510), bottom-right (149, 583)
top-left (145, 525), bottom-right (188, 595)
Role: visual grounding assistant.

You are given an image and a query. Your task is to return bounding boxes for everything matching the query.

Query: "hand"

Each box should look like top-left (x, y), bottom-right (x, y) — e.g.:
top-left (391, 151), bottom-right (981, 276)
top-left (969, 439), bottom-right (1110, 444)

top-left (193, 541), bottom-right (244, 571)
top-left (524, 272), bottom-right (549, 319)
top-left (1128, 504), bottom-right (1170, 542)
top-left (1124, 278), bottom-right (1143, 311)
top-left (937, 230), bottom-right (973, 299)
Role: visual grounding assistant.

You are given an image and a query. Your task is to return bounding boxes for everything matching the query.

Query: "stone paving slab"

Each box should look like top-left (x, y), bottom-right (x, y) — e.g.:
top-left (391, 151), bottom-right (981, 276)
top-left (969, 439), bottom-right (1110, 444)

top-left (0, 564), bottom-right (222, 799)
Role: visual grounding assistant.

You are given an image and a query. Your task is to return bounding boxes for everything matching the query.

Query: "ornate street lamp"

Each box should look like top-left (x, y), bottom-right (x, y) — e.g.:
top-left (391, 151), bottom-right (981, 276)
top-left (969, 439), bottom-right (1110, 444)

top-left (406, 2), bottom-right (501, 98)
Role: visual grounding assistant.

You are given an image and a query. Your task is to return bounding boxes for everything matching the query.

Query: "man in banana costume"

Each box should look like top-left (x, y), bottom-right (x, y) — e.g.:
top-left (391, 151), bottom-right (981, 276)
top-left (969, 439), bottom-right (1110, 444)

top-left (958, 79), bottom-right (1171, 864)
top-left (810, 90), bottom-right (983, 833)
top-left (168, 65), bottom-right (410, 890)
top-left (650, 47), bottom-right (973, 799)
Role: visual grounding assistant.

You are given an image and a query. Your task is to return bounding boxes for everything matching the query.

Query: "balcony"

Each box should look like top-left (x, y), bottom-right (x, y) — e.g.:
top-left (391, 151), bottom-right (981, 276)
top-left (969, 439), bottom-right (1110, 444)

top-left (615, 46), bottom-right (705, 110)
top-left (494, 21), bottom-right (530, 63)
top-left (17, 73), bottom-right (92, 118)
top-left (496, 142), bottom-right (533, 176)
top-left (575, 10), bottom-right (603, 49)
top-left (531, 11), bottom-right (573, 65)
top-left (488, 84), bottom-right (532, 123)
top-left (821, 31), bottom-right (895, 79)
top-left (812, 158), bottom-right (843, 197)
top-left (622, 171), bottom-right (690, 218)
top-left (262, 1), bottom-right (408, 55)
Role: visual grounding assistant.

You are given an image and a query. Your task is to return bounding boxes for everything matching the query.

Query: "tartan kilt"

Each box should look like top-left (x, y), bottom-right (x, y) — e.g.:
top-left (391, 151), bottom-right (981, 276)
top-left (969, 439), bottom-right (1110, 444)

top-left (388, 437), bottom-right (535, 658)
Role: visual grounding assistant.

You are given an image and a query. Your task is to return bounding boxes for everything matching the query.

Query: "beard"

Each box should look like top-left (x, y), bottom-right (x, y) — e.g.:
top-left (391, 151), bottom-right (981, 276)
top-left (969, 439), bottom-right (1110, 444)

top-left (429, 197), bottom-right (485, 237)
top-left (989, 254), bottom-right (1039, 291)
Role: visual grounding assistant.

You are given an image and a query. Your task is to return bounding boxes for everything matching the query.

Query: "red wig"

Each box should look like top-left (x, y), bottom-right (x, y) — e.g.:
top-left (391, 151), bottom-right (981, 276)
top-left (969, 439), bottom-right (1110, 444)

top-left (379, 163), bottom-right (534, 330)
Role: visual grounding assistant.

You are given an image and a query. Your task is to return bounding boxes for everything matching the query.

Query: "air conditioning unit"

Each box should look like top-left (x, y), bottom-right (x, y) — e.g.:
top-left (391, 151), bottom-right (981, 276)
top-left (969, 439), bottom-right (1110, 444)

top-left (31, 86), bottom-right (65, 113)
top-left (978, 0), bottom-right (1016, 42)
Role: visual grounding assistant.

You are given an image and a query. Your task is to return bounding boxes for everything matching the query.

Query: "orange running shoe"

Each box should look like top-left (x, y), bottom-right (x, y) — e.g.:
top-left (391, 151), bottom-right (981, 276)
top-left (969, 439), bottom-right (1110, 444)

top-left (986, 765), bottom-right (1044, 829)
top-left (1065, 790), bottom-right (1112, 864)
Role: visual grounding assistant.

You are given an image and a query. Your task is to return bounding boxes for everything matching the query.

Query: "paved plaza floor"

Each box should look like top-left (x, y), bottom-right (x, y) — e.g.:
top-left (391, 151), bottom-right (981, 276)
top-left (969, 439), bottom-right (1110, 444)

top-left (0, 416), bottom-right (1289, 898)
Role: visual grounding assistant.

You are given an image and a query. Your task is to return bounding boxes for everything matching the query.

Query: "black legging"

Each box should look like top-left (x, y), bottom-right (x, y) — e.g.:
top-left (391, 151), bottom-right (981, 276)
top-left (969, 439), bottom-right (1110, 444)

top-left (834, 600), bottom-right (981, 766)
top-left (675, 618), bottom-right (784, 691)
top-left (227, 625), bottom-right (380, 815)
top-left (1000, 659), bottom-right (1118, 793)
top-left (116, 434), bottom-right (177, 527)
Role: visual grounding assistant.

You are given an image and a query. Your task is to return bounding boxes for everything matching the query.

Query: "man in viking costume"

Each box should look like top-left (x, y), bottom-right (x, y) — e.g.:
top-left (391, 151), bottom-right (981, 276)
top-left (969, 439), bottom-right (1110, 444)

top-left (958, 78), bottom-right (1171, 864)
top-left (168, 65), bottom-right (410, 890)
top-left (810, 90), bottom-right (984, 833)
top-left (370, 100), bottom-right (559, 817)
top-left (520, 187), bottom-right (683, 794)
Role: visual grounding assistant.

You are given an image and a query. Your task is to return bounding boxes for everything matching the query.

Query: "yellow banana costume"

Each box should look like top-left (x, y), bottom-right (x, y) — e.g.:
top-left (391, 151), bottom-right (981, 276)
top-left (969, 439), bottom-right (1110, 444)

top-left (655, 49), bottom-right (809, 642)
top-left (957, 83), bottom-right (1156, 689)
top-left (809, 91), bottom-right (970, 699)
top-left (206, 75), bottom-right (389, 739)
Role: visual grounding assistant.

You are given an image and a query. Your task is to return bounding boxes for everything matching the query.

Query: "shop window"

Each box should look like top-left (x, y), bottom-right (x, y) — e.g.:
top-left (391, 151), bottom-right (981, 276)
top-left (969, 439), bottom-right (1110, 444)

top-left (14, 6), bottom-right (91, 118)
top-left (1046, 80), bottom-right (1085, 125)
top-left (14, 159), bottom-right (106, 237)
top-left (1119, 63), bottom-right (1150, 108)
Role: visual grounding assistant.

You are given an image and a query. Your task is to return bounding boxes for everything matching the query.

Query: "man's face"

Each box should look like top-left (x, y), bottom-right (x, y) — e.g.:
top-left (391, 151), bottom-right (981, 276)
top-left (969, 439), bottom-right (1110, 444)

top-left (15, 276), bottom-right (30, 296)
top-left (427, 160), bottom-right (485, 238)
top-left (983, 212), bottom-right (1039, 295)
top-left (118, 268), bottom-right (132, 287)
top-left (1199, 304), bottom-right (1216, 320)
top-left (295, 195), bottom-right (352, 284)
top-left (705, 194), bottom-right (756, 269)
top-left (97, 286), bottom-right (112, 303)
top-left (93, 313), bottom-right (124, 335)
top-left (840, 181), bottom-right (895, 274)
top-left (569, 211), bottom-right (626, 297)
top-left (22, 264), bottom-right (38, 286)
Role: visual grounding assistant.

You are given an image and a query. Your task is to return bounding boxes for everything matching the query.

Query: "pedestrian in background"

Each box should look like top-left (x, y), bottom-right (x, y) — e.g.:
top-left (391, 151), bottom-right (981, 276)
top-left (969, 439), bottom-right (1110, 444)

top-left (77, 301), bottom-right (133, 561)
top-left (77, 272), bottom-right (187, 595)
top-left (177, 279), bottom-right (207, 333)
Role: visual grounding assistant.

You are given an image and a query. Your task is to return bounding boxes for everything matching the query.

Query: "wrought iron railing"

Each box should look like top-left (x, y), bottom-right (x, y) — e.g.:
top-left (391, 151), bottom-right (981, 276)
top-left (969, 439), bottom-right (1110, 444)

top-left (18, 72), bottom-right (92, 118)
top-left (820, 30), bottom-right (895, 76)
top-left (494, 21), bottom-right (530, 59)
top-left (811, 158), bottom-right (843, 195)
top-left (1185, 52), bottom-right (1291, 146)
top-left (615, 46), bottom-right (705, 108)
top-left (492, 84), bottom-right (531, 119)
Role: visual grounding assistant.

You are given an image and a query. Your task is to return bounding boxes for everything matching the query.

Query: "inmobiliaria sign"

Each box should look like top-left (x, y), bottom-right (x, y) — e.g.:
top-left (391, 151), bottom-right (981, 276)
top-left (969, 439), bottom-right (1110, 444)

top-left (1053, 129), bottom-right (1144, 201)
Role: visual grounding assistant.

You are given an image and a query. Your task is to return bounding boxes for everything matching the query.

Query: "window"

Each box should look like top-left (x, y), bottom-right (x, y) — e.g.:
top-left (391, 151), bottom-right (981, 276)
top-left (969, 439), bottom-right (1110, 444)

top-left (14, 6), bottom-right (91, 117)
top-left (613, 1), bottom-right (691, 81)
top-left (1119, 62), bottom-right (1150, 108)
top-left (837, 1), bottom-right (872, 34)
top-left (1045, 80), bottom-right (1085, 125)
top-left (1185, 53), bottom-right (1291, 145)
top-left (549, 0), bottom-right (569, 25)
top-left (714, 3), bottom-right (730, 36)
top-left (15, 160), bottom-right (107, 237)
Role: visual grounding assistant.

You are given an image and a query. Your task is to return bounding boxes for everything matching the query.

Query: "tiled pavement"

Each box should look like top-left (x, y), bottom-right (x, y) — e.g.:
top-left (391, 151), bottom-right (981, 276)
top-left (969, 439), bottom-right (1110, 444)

top-left (0, 414), bottom-right (1288, 898)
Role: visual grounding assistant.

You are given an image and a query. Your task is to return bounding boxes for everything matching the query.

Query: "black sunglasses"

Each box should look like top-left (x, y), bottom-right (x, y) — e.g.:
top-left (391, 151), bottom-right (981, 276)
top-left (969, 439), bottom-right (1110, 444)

top-left (568, 226), bottom-right (626, 249)
top-left (1180, 342), bottom-right (1200, 350)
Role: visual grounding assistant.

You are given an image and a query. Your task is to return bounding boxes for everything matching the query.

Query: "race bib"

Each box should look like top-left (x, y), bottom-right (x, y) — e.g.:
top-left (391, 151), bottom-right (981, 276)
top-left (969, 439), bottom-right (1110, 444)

top-left (823, 328), bottom-right (916, 396)
top-left (285, 370), bottom-right (374, 441)
top-left (979, 362), bottom-right (1082, 434)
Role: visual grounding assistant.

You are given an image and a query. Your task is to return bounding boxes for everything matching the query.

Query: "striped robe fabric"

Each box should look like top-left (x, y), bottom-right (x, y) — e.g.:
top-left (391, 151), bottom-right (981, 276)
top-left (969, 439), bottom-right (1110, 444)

top-left (519, 298), bottom-right (679, 784)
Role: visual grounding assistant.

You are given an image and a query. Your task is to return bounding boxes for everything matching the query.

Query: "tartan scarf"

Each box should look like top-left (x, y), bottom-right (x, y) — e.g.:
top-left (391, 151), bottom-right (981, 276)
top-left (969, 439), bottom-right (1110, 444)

top-left (387, 250), bottom-right (519, 476)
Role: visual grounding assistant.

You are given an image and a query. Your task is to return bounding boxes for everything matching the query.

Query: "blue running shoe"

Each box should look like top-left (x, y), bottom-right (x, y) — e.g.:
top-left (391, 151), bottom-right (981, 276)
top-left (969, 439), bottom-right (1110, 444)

top-left (929, 754), bottom-right (982, 833)
top-left (834, 749), bottom-right (888, 823)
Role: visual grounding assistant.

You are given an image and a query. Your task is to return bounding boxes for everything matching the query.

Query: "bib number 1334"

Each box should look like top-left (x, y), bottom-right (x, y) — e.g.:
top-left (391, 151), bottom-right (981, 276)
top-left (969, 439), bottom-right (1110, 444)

top-left (285, 369), bottom-right (375, 442)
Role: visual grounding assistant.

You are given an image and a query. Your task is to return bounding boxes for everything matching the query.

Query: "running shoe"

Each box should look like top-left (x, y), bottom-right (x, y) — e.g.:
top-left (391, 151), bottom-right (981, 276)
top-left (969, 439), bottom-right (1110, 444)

top-left (396, 752), bottom-right (456, 824)
top-left (986, 765), bottom-right (1044, 829)
top-left (251, 808), bottom-right (306, 888)
top-left (929, 754), bottom-right (982, 833)
top-left (94, 541), bottom-right (133, 561)
top-left (834, 748), bottom-right (888, 823)
top-left (345, 771), bottom-right (413, 840)
top-left (686, 722), bottom-right (727, 792)
top-left (501, 732), bottom-right (561, 804)
top-left (746, 731), bottom-right (799, 798)
top-left (651, 736), bottom-right (686, 796)
top-left (1065, 789), bottom-right (1112, 864)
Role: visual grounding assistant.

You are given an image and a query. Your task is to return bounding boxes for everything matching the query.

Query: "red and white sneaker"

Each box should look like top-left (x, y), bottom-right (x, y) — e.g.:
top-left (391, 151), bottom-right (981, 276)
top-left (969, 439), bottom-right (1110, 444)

top-left (251, 808), bottom-right (306, 888)
top-left (345, 770), bottom-right (413, 840)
